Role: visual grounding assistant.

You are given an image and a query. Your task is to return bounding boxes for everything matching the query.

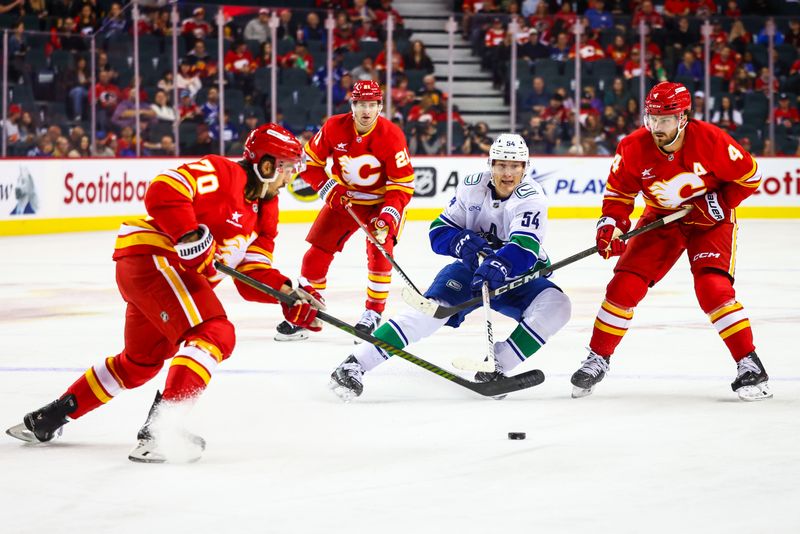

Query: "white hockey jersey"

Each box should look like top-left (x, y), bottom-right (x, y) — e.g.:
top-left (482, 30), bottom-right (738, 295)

top-left (430, 171), bottom-right (550, 275)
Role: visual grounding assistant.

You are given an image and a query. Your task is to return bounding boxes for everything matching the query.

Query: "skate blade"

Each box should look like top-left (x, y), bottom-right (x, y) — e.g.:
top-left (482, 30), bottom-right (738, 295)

top-left (6, 423), bottom-right (38, 443)
top-left (571, 385), bottom-right (594, 399)
top-left (328, 379), bottom-right (358, 403)
top-left (274, 331), bottom-right (310, 342)
top-left (736, 382), bottom-right (773, 401)
top-left (128, 440), bottom-right (202, 464)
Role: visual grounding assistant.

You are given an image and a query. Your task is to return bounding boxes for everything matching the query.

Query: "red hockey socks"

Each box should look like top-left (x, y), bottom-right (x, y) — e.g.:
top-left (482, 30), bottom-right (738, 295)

top-left (589, 271), bottom-right (649, 357)
top-left (694, 270), bottom-right (755, 361)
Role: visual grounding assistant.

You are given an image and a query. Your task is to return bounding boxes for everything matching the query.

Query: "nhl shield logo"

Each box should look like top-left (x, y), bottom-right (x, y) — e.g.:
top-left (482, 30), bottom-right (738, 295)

top-left (413, 167), bottom-right (437, 198)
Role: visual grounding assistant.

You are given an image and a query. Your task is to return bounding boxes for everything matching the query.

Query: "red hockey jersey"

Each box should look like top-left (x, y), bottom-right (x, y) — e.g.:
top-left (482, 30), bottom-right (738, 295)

top-left (302, 113), bottom-right (415, 212)
top-left (112, 155), bottom-right (290, 303)
top-left (603, 120), bottom-right (761, 226)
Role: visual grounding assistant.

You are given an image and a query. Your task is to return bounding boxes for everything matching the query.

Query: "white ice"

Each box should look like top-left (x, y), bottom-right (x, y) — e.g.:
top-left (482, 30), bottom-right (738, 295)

top-left (1, 218), bottom-right (799, 534)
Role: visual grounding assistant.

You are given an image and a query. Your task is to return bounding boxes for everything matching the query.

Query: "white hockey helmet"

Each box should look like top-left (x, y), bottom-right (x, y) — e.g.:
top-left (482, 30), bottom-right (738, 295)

top-left (488, 133), bottom-right (529, 167)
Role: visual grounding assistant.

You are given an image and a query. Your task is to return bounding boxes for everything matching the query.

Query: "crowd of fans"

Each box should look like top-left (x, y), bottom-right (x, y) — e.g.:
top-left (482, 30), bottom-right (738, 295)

top-left (0, 0), bottom-right (798, 158)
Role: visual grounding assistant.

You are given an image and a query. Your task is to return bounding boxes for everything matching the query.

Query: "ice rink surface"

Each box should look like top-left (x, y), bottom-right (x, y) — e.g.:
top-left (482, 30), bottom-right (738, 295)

top-left (1, 217), bottom-right (799, 534)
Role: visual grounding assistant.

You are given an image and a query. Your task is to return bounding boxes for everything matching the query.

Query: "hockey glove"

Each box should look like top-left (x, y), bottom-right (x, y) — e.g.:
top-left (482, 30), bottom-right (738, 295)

top-left (681, 192), bottom-right (731, 226)
top-left (318, 178), bottom-right (352, 213)
top-left (175, 224), bottom-right (218, 279)
top-left (370, 206), bottom-right (402, 245)
top-left (449, 229), bottom-right (494, 271)
top-left (470, 254), bottom-right (511, 294)
top-left (596, 217), bottom-right (627, 260)
top-left (281, 279), bottom-right (326, 332)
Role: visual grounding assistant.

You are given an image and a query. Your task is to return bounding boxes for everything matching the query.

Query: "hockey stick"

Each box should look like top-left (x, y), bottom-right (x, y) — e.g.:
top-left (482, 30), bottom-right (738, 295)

top-left (403, 207), bottom-right (691, 319)
top-left (452, 281), bottom-right (496, 372)
top-left (344, 204), bottom-right (425, 298)
top-left (215, 261), bottom-right (545, 397)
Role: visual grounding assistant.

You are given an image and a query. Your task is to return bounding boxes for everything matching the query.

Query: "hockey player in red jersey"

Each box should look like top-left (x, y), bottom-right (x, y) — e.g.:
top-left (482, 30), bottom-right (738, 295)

top-left (275, 80), bottom-right (415, 341)
top-left (5, 124), bottom-right (326, 462)
top-left (570, 81), bottom-right (771, 401)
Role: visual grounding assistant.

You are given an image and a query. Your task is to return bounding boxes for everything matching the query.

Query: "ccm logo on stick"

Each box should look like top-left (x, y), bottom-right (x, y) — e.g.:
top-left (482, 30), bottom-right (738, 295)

top-left (693, 252), bottom-right (721, 261)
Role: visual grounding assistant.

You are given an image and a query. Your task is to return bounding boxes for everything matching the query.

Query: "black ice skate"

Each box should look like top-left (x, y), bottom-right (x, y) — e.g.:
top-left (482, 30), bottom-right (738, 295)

top-left (731, 352), bottom-right (772, 401)
top-left (353, 309), bottom-right (382, 344)
top-left (474, 359), bottom-right (508, 400)
top-left (329, 355), bottom-right (365, 401)
top-left (570, 351), bottom-right (610, 398)
top-left (274, 320), bottom-right (309, 342)
top-left (6, 394), bottom-right (77, 443)
top-left (128, 391), bottom-right (206, 463)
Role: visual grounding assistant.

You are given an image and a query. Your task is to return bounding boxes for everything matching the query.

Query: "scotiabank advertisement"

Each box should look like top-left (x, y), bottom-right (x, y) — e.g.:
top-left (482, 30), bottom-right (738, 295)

top-left (0, 156), bottom-right (798, 235)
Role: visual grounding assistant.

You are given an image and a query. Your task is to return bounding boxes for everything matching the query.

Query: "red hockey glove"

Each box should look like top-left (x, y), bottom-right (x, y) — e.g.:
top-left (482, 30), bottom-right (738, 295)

top-left (681, 192), bottom-right (731, 226)
top-left (596, 217), bottom-right (627, 260)
top-left (175, 224), bottom-right (218, 279)
top-left (370, 206), bottom-right (402, 245)
top-left (318, 178), bottom-right (352, 213)
top-left (281, 279), bottom-right (326, 332)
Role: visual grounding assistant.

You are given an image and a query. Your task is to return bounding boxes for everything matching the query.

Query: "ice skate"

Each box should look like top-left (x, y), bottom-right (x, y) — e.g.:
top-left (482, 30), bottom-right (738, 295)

top-left (274, 320), bottom-right (309, 341)
top-left (353, 309), bottom-right (382, 344)
top-left (732, 352), bottom-right (772, 401)
top-left (329, 355), bottom-right (365, 401)
top-left (570, 351), bottom-right (610, 398)
top-left (474, 358), bottom-right (508, 400)
top-left (128, 391), bottom-right (206, 464)
top-left (6, 394), bottom-right (77, 443)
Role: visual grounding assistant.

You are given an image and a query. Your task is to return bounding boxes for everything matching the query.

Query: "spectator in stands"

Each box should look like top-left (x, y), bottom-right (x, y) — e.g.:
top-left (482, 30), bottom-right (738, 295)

top-left (333, 73), bottom-right (354, 107)
top-left (181, 6), bottom-right (213, 48)
top-left (692, 91), bottom-right (707, 121)
top-left (729, 67), bottom-right (754, 104)
top-left (101, 2), bottom-right (127, 39)
top-left (187, 123), bottom-right (213, 155)
top-left (541, 93), bottom-right (569, 124)
top-left (693, 0), bottom-right (717, 17)
top-left (280, 41), bottom-right (314, 76)
top-left (552, 1), bottom-right (576, 35)
top-left (157, 71), bottom-right (174, 94)
top-left (348, 0), bottom-right (376, 26)
top-left (663, 0), bottom-right (691, 22)
top-left (52, 135), bottom-right (72, 157)
top-left (754, 66), bottom-right (779, 94)
top-left (774, 93), bottom-right (800, 126)
top-left (187, 40), bottom-right (218, 80)
top-left (461, 121), bottom-right (493, 155)
top-left (226, 40), bottom-right (258, 92)
top-left (549, 31), bottom-right (571, 62)
top-left (57, 55), bottom-right (91, 121)
top-left (178, 89), bottom-right (201, 122)
top-left (302, 12), bottom-right (326, 43)
top-left (143, 134), bottom-right (176, 156)
top-left (69, 135), bottom-right (91, 158)
top-left (605, 34), bottom-right (628, 67)
top-left (28, 136), bottom-right (54, 157)
top-left (484, 17), bottom-right (506, 57)
top-left (351, 56), bottom-right (378, 82)
top-left (523, 76), bottom-right (550, 116)
top-left (519, 27), bottom-right (550, 61)
top-left (257, 41), bottom-right (273, 67)
top-left (623, 48), bottom-right (652, 80)
top-left (711, 94), bottom-right (742, 132)
top-left (94, 69), bottom-right (121, 131)
top-left (333, 12), bottom-right (358, 52)
top-left (150, 90), bottom-right (177, 123)
top-left (521, 115), bottom-right (547, 153)
top-left (199, 87), bottom-right (219, 125)
top-left (786, 19), bottom-right (800, 48)
top-left (276, 8), bottom-right (297, 41)
top-left (668, 16), bottom-right (698, 55)
top-left (244, 8), bottom-right (271, 44)
top-left (68, 125), bottom-right (85, 149)
top-left (375, 41), bottom-right (405, 73)
top-left (391, 74), bottom-right (416, 110)
top-left (407, 94), bottom-right (437, 124)
top-left (711, 45), bottom-right (738, 82)
top-left (632, 34), bottom-right (662, 62)
top-left (209, 109), bottom-right (238, 145)
top-left (756, 18), bottom-right (784, 46)
top-left (727, 20), bottom-right (751, 57)
top-left (722, 0), bottom-right (742, 17)
top-left (409, 119), bottom-right (445, 155)
top-left (17, 111), bottom-right (38, 151)
top-left (176, 59), bottom-right (202, 99)
top-left (115, 126), bottom-right (137, 157)
top-left (312, 50), bottom-right (346, 90)
top-left (585, 0), bottom-right (613, 31)
top-left (569, 26), bottom-right (605, 62)
top-left (676, 49), bottom-right (703, 82)
top-left (94, 132), bottom-right (116, 157)
top-left (623, 97), bottom-right (641, 127)
top-left (75, 2), bottom-right (98, 35)
top-left (2, 104), bottom-right (22, 149)
top-left (632, 0), bottom-right (663, 30)
top-left (355, 18), bottom-right (380, 43)
top-left (403, 40), bottom-right (434, 74)
top-left (603, 77), bottom-right (629, 110)
top-left (112, 92), bottom-right (156, 132)
top-left (416, 74), bottom-right (446, 107)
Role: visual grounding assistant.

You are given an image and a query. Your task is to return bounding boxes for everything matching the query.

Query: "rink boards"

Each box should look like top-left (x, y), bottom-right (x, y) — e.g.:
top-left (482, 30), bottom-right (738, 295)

top-left (1, 155), bottom-right (799, 235)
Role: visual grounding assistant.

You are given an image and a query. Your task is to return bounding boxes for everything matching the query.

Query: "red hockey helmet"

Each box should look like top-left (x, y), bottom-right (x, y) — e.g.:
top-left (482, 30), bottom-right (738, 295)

top-left (243, 123), bottom-right (302, 164)
top-left (644, 82), bottom-right (692, 116)
top-left (351, 80), bottom-right (383, 102)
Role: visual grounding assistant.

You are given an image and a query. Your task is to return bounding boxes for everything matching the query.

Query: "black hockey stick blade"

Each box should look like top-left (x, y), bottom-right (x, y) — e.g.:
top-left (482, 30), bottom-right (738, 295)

top-left (215, 262), bottom-right (545, 397)
top-left (417, 207), bottom-right (691, 319)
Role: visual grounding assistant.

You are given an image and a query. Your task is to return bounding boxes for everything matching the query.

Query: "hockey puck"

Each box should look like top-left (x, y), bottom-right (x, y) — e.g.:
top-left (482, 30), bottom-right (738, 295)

top-left (507, 432), bottom-right (526, 440)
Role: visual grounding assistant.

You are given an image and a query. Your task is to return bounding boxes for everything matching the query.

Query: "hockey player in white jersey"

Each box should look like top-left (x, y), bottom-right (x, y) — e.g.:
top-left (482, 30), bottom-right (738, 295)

top-left (329, 134), bottom-right (571, 400)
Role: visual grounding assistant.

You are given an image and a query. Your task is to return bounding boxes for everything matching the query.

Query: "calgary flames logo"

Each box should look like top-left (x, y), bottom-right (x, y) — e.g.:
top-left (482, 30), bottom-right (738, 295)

top-left (209, 232), bottom-right (258, 283)
top-left (647, 172), bottom-right (706, 208)
top-left (338, 154), bottom-right (382, 187)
